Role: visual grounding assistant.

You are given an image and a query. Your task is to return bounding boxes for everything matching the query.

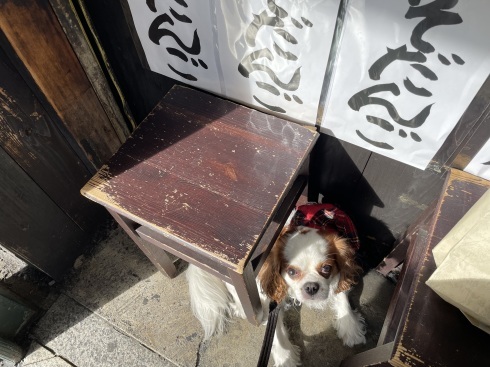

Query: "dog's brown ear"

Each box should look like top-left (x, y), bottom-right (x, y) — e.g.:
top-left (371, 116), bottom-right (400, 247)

top-left (258, 230), bottom-right (289, 303)
top-left (327, 235), bottom-right (362, 294)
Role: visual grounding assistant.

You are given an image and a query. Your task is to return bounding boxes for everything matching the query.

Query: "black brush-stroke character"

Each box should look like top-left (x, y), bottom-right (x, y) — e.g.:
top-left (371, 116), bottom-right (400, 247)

top-left (369, 45), bottom-right (426, 80)
top-left (438, 53), bottom-right (451, 65)
top-left (149, 27), bottom-right (200, 55)
top-left (239, 0), bottom-right (312, 114)
top-left (349, 0), bottom-right (470, 152)
top-left (348, 83), bottom-right (433, 128)
top-left (452, 53), bottom-right (465, 65)
top-left (366, 115), bottom-right (394, 132)
top-left (403, 77), bottom-right (432, 97)
top-left (245, 11), bottom-right (284, 47)
top-left (169, 7), bottom-right (191, 23)
top-left (405, 0), bottom-right (463, 54)
top-left (253, 95), bottom-right (286, 113)
top-left (356, 130), bottom-right (394, 150)
top-left (368, 43), bottom-right (437, 98)
top-left (256, 82), bottom-right (280, 96)
top-left (239, 49), bottom-right (301, 91)
top-left (147, 0), bottom-right (188, 12)
top-left (348, 83), bottom-right (432, 148)
top-left (147, 0), bottom-right (157, 12)
top-left (146, 0), bottom-right (207, 82)
top-left (410, 63), bottom-right (438, 80)
top-left (267, 0), bottom-right (288, 18)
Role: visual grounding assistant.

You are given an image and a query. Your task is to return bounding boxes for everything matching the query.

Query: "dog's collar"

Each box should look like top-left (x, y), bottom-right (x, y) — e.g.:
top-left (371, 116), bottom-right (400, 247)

top-left (291, 203), bottom-right (360, 250)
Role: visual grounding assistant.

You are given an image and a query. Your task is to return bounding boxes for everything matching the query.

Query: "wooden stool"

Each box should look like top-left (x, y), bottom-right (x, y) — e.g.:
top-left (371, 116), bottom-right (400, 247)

top-left (81, 86), bottom-right (318, 325)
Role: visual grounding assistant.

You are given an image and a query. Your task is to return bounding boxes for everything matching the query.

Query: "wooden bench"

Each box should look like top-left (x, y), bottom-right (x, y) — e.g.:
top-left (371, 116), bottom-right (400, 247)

top-left (342, 169), bottom-right (490, 366)
top-left (81, 86), bottom-right (318, 325)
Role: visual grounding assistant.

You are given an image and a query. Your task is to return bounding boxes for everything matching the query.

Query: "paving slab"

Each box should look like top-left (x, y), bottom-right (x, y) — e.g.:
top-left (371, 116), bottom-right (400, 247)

top-left (0, 244), bottom-right (27, 279)
top-left (197, 317), bottom-right (273, 367)
top-left (30, 294), bottom-right (174, 367)
top-left (286, 270), bottom-right (395, 367)
top-left (64, 227), bottom-right (202, 367)
top-left (20, 341), bottom-right (73, 367)
top-left (197, 270), bottom-right (393, 367)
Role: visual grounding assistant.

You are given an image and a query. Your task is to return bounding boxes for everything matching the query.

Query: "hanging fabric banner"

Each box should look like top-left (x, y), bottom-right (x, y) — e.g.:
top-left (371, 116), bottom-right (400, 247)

top-left (125, 0), bottom-right (222, 94)
top-left (214, 0), bottom-right (337, 124)
top-left (321, 0), bottom-right (490, 169)
top-left (125, 0), bottom-right (339, 125)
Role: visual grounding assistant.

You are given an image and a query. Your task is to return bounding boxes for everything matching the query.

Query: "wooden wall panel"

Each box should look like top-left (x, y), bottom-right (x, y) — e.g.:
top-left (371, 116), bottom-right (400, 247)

top-left (0, 0), bottom-right (122, 169)
top-left (49, 0), bottom-right (131, 140)
top-left (0, 146), bottom-right (87, 281)
top-left (357, 155), bottom-right (447, 241)
top-left (0, 47), bottom-right (103, 232)
top-left (309, 133), bottom-right (371, 205)
top-left (80, 0), bottom-right (176, 123)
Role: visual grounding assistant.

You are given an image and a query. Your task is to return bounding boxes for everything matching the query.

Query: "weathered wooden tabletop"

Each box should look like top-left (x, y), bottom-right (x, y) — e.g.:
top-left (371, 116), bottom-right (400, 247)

top-left (81, 86), bottom-right (318, 273)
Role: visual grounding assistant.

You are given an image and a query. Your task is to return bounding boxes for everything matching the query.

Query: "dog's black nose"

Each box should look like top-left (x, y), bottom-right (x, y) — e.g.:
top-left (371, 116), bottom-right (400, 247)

top-left (303, 282), bottom-right (320, 296)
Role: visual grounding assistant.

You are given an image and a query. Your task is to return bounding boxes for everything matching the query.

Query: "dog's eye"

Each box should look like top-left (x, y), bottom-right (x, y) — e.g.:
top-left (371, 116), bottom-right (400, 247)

top-left (320, 265), bottom-right (332, 274)
top-left (287, 267), bottom-right (297, 277)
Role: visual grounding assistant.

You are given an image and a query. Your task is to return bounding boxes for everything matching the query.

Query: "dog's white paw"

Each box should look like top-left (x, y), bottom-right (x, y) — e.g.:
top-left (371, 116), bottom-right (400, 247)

top-left (334, 311), bottom-right (366, 347)
top-left (272, 343), bottom-right (301, 367)
top-left (229, 302), bottom-right (247, 319)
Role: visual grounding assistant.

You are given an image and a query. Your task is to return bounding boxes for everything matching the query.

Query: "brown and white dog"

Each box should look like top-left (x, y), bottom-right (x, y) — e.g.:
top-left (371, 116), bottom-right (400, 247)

top-left (186, 204), bottom-right (366, 367)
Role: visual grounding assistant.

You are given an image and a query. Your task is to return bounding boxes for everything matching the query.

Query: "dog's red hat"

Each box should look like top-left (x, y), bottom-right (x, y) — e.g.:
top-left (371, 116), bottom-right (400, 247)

top-left (291, 203), bottom-right (360, 251)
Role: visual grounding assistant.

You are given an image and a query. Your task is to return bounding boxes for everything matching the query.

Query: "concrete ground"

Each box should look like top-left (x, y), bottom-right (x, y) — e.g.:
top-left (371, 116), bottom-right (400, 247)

top-left (12, 224), bottom-right (394, 367)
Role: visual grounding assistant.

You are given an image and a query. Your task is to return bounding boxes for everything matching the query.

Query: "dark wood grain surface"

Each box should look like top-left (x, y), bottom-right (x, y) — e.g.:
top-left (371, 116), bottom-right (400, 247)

top-left (0, 0), bottom-right (122, 169)
top-left (360, 154), bottom-right (447, 241)
top-left (49, 0), bottom-right (131, 140)
top-left (0, 47), bottom-right (99, 232)
top-left (0, 146), bottom-right (86, 281)
top-left (82, 86), bottom-right (318, 272)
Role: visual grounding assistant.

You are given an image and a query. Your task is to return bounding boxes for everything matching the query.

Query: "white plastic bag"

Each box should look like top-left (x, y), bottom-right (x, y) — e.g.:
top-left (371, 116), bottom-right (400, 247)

top-left (426, 189), bottom-right (490, 334)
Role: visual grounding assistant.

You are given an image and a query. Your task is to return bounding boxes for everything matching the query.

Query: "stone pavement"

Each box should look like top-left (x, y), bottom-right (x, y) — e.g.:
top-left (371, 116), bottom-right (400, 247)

top-left (17, 225), bottom-right (395, 367)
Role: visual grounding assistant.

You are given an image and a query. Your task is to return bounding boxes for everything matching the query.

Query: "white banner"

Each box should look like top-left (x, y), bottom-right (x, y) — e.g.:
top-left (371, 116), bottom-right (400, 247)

top-left (321, 0), bottom-right (490, 169)
top-left (215, 0), bottom-right (337, 124)
top-left (126, 0), bottom-right (222, 94)
top-left (126, 0), bottom-right (490, 170)
top-left (465, 138), bottom-right (490, 181)
top-left (126, 0), bottom-right (339, 124)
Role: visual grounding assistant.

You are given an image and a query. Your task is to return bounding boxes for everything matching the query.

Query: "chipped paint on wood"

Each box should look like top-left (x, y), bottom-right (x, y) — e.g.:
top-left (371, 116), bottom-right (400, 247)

top-left (398, 194), bottom-right (428, 211)
top-left (392, 345), bottom-right (426, 366)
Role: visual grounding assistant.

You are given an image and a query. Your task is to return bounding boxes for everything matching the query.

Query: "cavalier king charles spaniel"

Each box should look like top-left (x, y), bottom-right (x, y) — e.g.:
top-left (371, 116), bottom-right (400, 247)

top-left (186, 203), bottom-right (366, 367)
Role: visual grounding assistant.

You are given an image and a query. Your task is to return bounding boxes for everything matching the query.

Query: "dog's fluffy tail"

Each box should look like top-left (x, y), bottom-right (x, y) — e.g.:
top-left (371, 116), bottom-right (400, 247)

top-left (186, 264), bottom-right (232, 339)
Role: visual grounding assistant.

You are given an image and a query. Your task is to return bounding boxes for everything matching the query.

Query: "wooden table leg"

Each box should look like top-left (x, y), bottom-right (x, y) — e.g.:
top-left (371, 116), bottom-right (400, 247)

top-left (229, 263), bottom-right (264, 325)
top-left (340, 342), bottom-right (394, 367)
top-left (107, 209), bottom-right (177, 278)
